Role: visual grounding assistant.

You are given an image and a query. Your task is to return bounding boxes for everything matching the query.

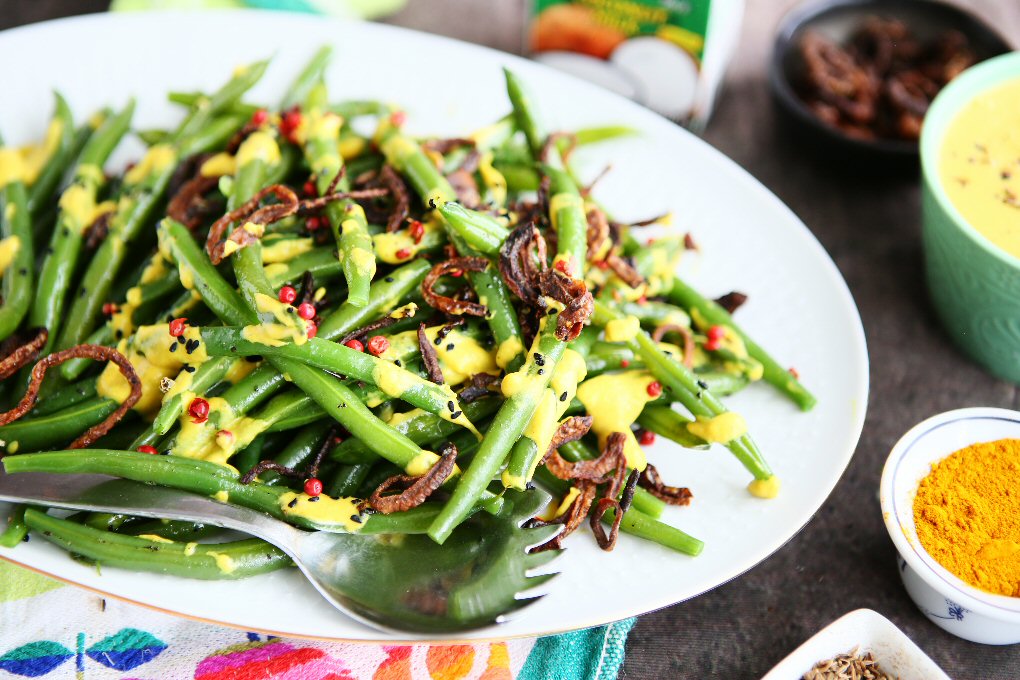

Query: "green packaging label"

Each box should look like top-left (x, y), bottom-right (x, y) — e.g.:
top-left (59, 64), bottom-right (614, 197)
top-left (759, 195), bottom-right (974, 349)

top-left (530, 0), bottom-right (711, 63)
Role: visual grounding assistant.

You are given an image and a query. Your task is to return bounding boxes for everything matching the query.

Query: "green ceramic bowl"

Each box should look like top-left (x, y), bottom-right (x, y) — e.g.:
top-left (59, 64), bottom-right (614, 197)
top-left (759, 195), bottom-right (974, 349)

top-left (921, 52), bottom-right (1020, 383)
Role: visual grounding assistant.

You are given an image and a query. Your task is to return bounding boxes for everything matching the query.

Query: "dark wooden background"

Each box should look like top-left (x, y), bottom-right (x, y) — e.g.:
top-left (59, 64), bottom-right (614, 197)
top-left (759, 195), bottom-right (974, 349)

top-left (3, 1), bottom-right (1020, 677)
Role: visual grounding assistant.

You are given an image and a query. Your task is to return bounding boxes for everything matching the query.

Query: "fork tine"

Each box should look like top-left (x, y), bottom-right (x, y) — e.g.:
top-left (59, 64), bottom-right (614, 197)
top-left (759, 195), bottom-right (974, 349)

top-left (523, 548), bottom-right (561, 571)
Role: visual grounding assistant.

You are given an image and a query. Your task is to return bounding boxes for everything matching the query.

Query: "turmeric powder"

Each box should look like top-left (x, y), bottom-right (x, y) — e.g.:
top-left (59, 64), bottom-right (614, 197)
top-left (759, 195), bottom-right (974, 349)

top-left (913, 438), bottom-right (1020, 597)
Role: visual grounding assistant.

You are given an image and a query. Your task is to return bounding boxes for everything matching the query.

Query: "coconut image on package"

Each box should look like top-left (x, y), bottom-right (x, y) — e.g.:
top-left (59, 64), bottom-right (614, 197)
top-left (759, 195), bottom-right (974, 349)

top-left (529, 0), bottom-right (743, 129)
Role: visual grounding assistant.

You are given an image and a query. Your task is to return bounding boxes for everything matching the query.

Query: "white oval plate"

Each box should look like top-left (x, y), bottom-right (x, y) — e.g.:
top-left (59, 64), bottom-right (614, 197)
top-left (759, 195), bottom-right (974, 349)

top-left (0, 11), bottom-right (868, 642)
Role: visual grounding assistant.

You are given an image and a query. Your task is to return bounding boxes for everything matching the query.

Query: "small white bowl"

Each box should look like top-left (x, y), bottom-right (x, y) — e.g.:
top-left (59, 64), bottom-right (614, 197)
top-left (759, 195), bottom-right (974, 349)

top-left (761, 609), bottom-right (950, 680)
top-left (880, 407), bottom-right (1020, 644)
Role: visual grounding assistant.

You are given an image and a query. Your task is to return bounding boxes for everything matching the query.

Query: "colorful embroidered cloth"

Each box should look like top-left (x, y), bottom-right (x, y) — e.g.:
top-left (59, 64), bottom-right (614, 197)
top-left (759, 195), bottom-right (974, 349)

top-left (0, 561), bottom-right (634, 679)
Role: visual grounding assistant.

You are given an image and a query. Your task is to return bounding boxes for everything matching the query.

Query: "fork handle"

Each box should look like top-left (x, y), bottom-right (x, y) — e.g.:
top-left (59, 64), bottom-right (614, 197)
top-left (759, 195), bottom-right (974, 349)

top-left (0, 470), bottom-right (301, 548)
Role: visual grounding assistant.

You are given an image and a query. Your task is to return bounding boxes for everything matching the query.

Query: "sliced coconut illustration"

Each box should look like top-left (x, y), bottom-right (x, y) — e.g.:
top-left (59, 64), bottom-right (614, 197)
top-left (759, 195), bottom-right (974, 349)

top-left (610, 37), bottom-right (700, 120)
top-left (535, 51), bottom-right (641, 101)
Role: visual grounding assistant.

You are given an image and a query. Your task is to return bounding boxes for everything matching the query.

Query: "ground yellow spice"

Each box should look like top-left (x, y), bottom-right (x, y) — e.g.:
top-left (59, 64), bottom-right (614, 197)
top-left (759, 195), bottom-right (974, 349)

top-left (913, 438), bottom-right (1020, 597)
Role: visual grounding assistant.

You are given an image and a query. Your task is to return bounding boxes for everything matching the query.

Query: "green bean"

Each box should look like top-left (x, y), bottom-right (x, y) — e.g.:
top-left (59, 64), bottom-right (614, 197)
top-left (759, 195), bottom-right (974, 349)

top-left (303, 81), bottom-right (374, 307)
top-left (668, 277), bottom-right (816, 411)
top-left (26, 93), bottom-right (76, 216)
top-left (377, 121), bottom-right (457, 206)
top-left (429, 317), bottom-right (565, 544)
top-left (572, 125), bottom-right (638, 146)
top-left (171, 60), bottom-right (268, 145)
top-left (601, 505), bottom-right (703, 556)
top-left (0, 398), bottom-right (118, 453)
top-left (199, 328), bottom-right (477, 433)
top-left (0, 177), bottom-right (34, 340)
top-left (594, 301), bottom-right (774, 483)
top-left (167, 91), bottom-right (260, 119)
top-left (326, 462), bottom-right (373, 497)
top-left (159, 219), bottom-right (250, 326)
top-left (332, 100), bottom-right (392, 119)
top-left (612, 299), bottom-right (691, 329)
top-left (0, 505), bottom-right (27, 548)
top-left (503, 68), bottom-right (545, 158)
top-left (31, 101), bottom-right (135, 351)
top-left (543, 166), bottom-right (588, 273)
top-left (149, 357), bottom-right (239, 437)
top-left (331, 398), bottom-right (502, 463)
top-left (437, 202), bottom-right (507, 256)
top-left (56, 65), bottom-right (267, 350)
top-left (582, 341), bottom-right (640, 375)
top-left (25, 379), bottom-right (97, 417)
top-left (265, 246), bottom-right (344, 287)
top-left (121, 518), bottom-right (223, 542)
top-left (280, 46), bottom-right (332, 110)
top-left (24, 508), bottom-right (290, 580)
top-left (260, 421), bottom-right (331, 486)
top-left (636, 405), bottom-right (709, 450)
top-left (317, 258), bottom-right (431, 340)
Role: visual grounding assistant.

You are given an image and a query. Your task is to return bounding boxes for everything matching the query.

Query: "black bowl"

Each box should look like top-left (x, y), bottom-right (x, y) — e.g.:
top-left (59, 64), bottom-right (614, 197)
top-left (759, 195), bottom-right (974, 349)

top-left (770, 0), bottom-right (1013, 164)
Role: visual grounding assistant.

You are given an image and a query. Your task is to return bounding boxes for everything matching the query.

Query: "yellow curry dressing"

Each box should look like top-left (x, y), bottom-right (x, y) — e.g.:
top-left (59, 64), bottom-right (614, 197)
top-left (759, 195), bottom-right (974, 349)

top-left (940, 78), bottom-right (1020, 258)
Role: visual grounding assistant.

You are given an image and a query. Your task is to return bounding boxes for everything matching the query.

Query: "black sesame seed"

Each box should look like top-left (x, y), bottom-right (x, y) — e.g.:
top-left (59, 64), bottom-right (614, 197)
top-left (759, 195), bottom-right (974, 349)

top-left (184, 364), bottom-right (196, 373)
top-left (697, 379), bottom-right (708, 389)
top-left (169, 342), bottom-right (178, 352)
top-left (115, 330), bottom-right (123, 339)
top-left (533, 353), bottom-right (545, 366)
top-left (450, 410), bottom-right (462, 419)
top-left (446, 343), bottom-right (454, 351)
top-left (308, 496), bottom-right (320, 502)
top-left (394, 359), bottom-right (402, 367)
top-left (537, 368), bottom-right (545, 375)
top-left (447, 400), bottom-right (456, 412)
top-left (350, 514), bottom-right (363, 523)
top-left (434, 337), bottom-right (442, 346)
top-left (385, 276), bottom-right (395, 283)
top-left (559, 392), bottom-right (568, 402)
top-left (288, 498), bottom-right (299, 508)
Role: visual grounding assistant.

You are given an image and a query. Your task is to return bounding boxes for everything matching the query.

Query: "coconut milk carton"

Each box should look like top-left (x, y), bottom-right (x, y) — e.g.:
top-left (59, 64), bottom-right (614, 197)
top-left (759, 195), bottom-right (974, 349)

top-left (528, 0), bottom-right (743, 130)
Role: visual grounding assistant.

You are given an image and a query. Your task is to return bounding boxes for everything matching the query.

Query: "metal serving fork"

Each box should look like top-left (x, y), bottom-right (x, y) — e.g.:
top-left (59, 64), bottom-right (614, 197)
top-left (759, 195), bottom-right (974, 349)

top-left (0, 470), bottom-right (561, 633)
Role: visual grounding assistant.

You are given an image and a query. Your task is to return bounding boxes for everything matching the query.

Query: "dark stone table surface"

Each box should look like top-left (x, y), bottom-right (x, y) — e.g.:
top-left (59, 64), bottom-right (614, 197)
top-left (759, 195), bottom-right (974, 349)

top-left (3, 1), bottom-right (1020, 677)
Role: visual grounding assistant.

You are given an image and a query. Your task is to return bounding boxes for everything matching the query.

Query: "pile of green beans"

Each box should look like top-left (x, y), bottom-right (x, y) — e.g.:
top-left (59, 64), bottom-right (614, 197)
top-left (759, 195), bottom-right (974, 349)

top-left (0, 46), bottom-right (814, 581)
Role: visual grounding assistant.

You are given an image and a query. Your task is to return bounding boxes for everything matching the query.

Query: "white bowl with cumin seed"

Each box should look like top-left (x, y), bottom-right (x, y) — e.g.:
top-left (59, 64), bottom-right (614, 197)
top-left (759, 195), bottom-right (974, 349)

top-left (761, 609), bottom-right (950, 680)
top-left (881, 407), bottom-right (1020, 645)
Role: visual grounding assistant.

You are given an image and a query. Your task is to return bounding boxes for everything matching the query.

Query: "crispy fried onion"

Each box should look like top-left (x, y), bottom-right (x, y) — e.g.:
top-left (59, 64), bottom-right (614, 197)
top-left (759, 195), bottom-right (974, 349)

top-left (0, 328), bottom-right (48, 381)
top-left (652, 323), bottom-right (694, 369)
top-left (84, 210), bottom-right (112, 250)
top-left (0, 345), bottom-right (141, 449)
top-left (540, 132), bottom-right (577, 165)
top-left (167, 174), bottom-right (222, 230)
top-left (714, 291), bottom-right (748, 315)
top-left (590, 469), bottom-right (639, 551)
top-left (458, 372), bottom-right (501, 403)
top-left (166, 152), bottom-right (226, 231)
top-left (367, 444), bottom-right (458, 514)
top-left (337, 312), bottom-right (401, 346)
top-left (378, 165), bottom-right (410, 233)
top-left (530, 420), bottom-right (636, 552)
top-left (604, 253), bottom-right (643, 289)
top-left (586, 207), bottom-right (611, 261)
top-left (499, 223), bottom-right (593, 341)
top-left (205, 176), bottom-right (387, 264)
top-left (537, 269), bottom-right (593, 341)
top-left (240, 425), bottom-right (338, 485)
top-left (421, 257), bottom-right (491, 317)
top-left (417, 322), bottom-right (445, 384)
top-left (447, 167), bottom-right (481, 208)
top-left (638, 463), bottom-right (692, 506)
